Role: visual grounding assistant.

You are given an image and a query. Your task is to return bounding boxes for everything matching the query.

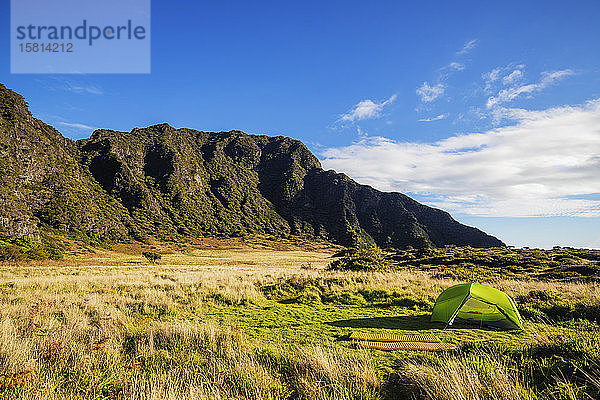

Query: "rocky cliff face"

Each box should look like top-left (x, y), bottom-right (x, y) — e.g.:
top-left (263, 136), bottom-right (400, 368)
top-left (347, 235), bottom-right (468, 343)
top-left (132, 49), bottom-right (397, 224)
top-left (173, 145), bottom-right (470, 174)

top-left (0, 83), bottom-right (132, 241)
top-left (0, 83), bottom-right (504, 248)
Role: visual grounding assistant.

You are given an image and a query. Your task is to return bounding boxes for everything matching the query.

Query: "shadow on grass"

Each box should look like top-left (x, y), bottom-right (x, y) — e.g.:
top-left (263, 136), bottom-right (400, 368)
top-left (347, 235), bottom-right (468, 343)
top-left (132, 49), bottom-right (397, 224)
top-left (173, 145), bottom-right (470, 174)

top-left (328, 314), bottom-right (519, 334)
top-left (327, 314), bottom-right (442, 331)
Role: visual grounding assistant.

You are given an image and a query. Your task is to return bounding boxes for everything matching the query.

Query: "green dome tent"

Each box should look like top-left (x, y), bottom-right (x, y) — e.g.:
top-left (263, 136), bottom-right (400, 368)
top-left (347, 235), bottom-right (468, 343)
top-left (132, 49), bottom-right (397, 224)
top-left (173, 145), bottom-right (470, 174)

top-left (431, 283), bottom-right (523, 330)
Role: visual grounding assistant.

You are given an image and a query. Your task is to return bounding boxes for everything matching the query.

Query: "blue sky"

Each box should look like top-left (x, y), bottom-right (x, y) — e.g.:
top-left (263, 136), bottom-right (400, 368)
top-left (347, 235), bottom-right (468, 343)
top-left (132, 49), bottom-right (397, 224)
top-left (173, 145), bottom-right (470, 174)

top-left (1, 0), bottom-right (599, 248)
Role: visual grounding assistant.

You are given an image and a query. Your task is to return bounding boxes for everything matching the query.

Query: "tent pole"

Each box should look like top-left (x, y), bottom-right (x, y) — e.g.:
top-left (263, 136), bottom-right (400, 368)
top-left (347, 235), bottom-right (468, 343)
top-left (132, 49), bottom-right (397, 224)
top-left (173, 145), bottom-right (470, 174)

top-left (448, 294), bottom-right (471, 327)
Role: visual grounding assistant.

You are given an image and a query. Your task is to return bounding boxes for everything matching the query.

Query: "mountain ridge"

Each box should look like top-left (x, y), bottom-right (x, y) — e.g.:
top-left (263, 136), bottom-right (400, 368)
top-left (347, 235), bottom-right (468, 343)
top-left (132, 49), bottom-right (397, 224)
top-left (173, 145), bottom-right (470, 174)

top-left (0, 83), bottom-right (504, 248)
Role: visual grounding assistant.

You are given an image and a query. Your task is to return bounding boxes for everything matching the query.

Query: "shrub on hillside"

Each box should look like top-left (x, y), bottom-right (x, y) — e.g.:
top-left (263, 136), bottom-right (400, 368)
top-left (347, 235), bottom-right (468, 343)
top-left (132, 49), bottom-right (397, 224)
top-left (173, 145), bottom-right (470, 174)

top-left (328, 246), bottom-right (391, 271)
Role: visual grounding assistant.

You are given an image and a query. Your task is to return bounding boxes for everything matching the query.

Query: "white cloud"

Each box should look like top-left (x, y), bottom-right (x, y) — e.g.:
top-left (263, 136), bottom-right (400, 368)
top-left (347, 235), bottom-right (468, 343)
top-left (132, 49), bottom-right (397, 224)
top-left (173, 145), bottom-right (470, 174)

top-left (456, 39), bottom-right (478, 55)
top-left (540, 69), bottom-right (575, 83)
top-left (502, 69), bottom-right (523, 85)
top-left (416, 82), bottom-right (445, 102)
top-left (58, 121), bottom-right (97, 130)
top-left (418, 113), bottom-right (449, 122)
top-left (357, 126), bottom-right (368, 137)
top-left (486, 69), bottom-right (574, 108)
top-left (414, 41), bottom-right (473, 110)
top-left (483, 68), bottom-right (502, 93)
top-left (41, 77), bottom-right (104, 95)
top-left (321, 100), bottom-right (600, 218)
top-left (484, 64), bottom-right (526, 93)
top-left (447, 62), bottom-right (465, 71)
top-left (339, 94), bottom-right (397, 122)
top-left (65, 83), bottom-right (103, 95)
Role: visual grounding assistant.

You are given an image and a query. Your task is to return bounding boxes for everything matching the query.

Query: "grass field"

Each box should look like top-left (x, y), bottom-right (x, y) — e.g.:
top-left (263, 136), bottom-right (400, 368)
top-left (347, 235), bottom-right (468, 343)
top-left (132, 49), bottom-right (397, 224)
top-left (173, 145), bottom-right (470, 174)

top-left (1, 238), bottom-right (599, 399)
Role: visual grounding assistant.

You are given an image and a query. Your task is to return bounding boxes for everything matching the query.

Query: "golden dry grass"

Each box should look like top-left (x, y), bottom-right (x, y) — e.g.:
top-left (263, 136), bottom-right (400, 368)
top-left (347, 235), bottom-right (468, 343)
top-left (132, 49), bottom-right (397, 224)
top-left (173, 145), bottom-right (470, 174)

top-left (396, 351), bottom-right (534, 400)
top-left (0, 241), bottom-right (598, 399)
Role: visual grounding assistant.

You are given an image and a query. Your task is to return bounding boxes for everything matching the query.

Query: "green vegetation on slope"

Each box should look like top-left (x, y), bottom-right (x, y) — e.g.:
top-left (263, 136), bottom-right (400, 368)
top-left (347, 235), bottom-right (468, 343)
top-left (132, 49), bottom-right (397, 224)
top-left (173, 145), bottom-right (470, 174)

top-left (0, 83), bottom-right (503, 249)
top-left (329, 245), bottom-right (600, 282)
top-left (0, 235), bottom-right (63, 261)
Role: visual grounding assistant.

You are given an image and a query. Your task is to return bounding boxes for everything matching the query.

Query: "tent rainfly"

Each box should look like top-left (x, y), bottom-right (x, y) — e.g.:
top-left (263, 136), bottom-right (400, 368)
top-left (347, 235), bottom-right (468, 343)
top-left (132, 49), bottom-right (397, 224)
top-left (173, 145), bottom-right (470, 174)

top-left (431, 283), bottom-right (523, 330)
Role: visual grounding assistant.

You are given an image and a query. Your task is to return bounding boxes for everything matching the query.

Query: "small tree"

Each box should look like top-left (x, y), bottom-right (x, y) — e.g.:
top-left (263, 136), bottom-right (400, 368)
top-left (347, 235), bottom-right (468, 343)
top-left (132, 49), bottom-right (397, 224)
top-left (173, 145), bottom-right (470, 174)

top-left (142, 251), bottom-right (161, 264)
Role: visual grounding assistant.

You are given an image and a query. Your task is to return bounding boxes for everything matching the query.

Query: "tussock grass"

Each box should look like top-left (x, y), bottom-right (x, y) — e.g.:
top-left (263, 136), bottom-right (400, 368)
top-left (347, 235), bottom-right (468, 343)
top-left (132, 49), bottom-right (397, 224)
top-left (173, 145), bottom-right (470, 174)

top-left (0, 243), bottom-right (599, 399)
top-left (392, 351), bottom-right (534, 400)
top-left (0, 291), bottom-right (379, 399)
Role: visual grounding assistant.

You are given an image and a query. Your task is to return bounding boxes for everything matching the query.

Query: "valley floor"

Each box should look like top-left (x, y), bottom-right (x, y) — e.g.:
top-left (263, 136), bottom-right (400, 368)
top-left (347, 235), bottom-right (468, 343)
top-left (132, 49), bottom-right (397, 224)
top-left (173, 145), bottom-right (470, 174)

top-left (0, 239), bottom-right (599, 399)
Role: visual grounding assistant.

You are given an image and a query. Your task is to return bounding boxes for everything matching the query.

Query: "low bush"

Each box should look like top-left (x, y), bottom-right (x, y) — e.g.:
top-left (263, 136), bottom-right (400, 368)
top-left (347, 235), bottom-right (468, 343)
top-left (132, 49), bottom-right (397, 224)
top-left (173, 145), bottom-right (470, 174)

top-left (141, 251), bottom-right (161, 264)
top-left (328, 246), bottom-right (391, 271)
top-left (0, 236), bottom-right (63, 261)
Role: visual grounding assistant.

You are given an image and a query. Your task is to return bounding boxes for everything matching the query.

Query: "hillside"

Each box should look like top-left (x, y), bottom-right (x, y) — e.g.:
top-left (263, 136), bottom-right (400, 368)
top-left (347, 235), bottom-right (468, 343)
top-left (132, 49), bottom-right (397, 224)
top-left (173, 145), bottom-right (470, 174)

top-left (0, 83), bottom-right (503, 248)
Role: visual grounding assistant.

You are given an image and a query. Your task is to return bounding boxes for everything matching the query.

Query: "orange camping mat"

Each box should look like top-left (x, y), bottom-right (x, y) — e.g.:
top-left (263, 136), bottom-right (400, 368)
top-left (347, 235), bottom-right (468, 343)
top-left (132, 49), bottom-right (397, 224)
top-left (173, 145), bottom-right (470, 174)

top-left (349, 332), bottom-right (441, 343)
top-left (358, 340), bottom-right (458, 352)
